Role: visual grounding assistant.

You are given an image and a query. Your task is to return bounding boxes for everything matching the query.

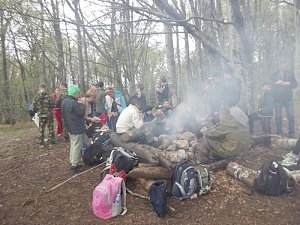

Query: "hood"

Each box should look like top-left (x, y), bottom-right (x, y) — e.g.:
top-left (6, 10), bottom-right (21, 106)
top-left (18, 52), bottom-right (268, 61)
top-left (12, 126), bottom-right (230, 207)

top-left (230, 106), bottom-right (249, 127)
top-left (114, 90), bottom-right (123, 98)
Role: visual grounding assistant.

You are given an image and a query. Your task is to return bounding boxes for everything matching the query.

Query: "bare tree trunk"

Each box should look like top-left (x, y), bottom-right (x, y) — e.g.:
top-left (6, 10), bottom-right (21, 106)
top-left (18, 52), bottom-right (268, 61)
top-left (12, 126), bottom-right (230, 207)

top-left (51, 0), bottom-right (65, 83)
top-left (39, 0), bottom-right (46, 83)
top-left (230, 0), bottom-right (254, 113)
top-left (164, 24), bottom-right (178, 95)
top-left (295, 0), bottom-right (300, 99)
top-left (73, 0), bottom-right (85, 92)
top-left (0, 9), bottom-right (12, 124)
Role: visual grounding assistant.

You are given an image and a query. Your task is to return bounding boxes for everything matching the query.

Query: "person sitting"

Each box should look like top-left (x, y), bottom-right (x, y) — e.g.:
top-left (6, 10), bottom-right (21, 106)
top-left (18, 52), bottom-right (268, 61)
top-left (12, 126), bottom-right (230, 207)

top-left (116, 96), bottom-right (155, 145)
top-left (162, 100), bottom-right (173, 118)
top-left (281, 137), bottom-right (300, 166)
top-left (143, 105), bottom-right (154, 122)
top-left (193, 104), bottom-right (250, 163)
top-left (248, 82), bottom-right (273, 135)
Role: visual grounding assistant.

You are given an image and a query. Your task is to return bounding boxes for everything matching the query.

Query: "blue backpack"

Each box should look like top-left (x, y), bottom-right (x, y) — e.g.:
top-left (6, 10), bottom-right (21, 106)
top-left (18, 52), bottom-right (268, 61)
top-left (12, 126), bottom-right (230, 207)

top-left (171, 160), bottom-right (198, 200)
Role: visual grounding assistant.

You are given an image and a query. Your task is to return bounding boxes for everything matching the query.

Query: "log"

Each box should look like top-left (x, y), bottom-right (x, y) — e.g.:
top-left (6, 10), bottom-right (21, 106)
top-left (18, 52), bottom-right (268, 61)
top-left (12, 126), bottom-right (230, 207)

top-left (110, 132), bottom-right (158, 165)
top-left (226, 162), bottom-right (300, 188)
top-left (128, 166), bottom-right (171, 180)
top-left (226, 162), bottom-right (257, 188)
top-left (110, 132), bottom-right (173, 168)
top-left (207, 159), bottom-right (230, 172)
top-left (271, 137), bottom-right (297, 149)
top-left (136, 178), bottom-right (156, 191)
top-left (289, 170), bottom-right (300, 183)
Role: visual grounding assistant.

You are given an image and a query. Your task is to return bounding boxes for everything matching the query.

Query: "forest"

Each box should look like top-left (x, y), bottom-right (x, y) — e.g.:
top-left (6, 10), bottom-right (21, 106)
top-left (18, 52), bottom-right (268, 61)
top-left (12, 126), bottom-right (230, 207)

top-left (0, 0), bottom-right (299, 124)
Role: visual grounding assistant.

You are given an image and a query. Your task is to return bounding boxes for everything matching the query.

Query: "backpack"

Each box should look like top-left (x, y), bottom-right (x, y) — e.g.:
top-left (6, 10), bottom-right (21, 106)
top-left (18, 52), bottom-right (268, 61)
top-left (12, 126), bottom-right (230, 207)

top-left (92, 174), bottom-right (127, 220)
top-left (194, 166), bottom-right (214, 196)
top-left (149, 180), bottom-right (167, 218)
top-left (106, 147), bottom-right (138, 174)
top-left (171, 159), bottom-right (198, 200)
top-left (253, 159), bottom-right (291, 196)
top-left (82, 139), bottom-right (113, 166)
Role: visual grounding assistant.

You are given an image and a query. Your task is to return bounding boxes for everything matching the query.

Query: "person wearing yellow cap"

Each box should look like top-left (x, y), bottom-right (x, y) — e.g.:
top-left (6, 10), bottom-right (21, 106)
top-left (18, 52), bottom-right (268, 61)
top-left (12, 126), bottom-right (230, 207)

top-left (61, 84), bottom-right (100, 173)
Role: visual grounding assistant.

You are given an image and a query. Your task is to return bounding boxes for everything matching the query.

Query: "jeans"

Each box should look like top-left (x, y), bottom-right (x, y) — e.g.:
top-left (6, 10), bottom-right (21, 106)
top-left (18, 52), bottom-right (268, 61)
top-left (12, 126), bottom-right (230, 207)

top-left (248, 112), bottom-right (271, 135)
top-left (293, 138), bottom-right (300, 155)
top-left (274, 101), bottom-right (294, 136)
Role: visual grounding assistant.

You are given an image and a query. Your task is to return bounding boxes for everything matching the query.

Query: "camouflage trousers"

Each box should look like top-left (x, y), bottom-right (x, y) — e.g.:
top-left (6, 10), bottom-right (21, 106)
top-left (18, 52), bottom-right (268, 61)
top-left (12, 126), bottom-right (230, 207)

top-left (193, 138), bottom-right (237, 164)
top-left (39, 116), bottom-right (55, 145)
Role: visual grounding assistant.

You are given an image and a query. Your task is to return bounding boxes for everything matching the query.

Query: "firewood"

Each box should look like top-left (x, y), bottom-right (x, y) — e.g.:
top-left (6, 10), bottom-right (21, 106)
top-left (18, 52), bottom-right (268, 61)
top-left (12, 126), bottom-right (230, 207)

top-left (226, 162), bottom-right (257, 188)
top-left (128, 166), bottom-right (171, 180)
top-left (136, 178), bottom-right (156, 191)
top-left (110, 132), bottom-right (173, 169)
top-left (207, 159), bottom-right (230, 172)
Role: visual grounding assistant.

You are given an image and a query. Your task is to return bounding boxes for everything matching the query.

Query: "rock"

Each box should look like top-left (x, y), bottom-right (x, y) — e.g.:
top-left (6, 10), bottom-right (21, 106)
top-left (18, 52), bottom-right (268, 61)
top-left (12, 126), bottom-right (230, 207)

top-left (176, 132), bottom-right (197, 142)
top-left (166, 144), bottom-right (177, 151)
top-left (173, 140), bottom-right (189, 150)
top-left (165, 150), bottom-right (188, 163)
top-left (159, 138), bottom-right (171, 150)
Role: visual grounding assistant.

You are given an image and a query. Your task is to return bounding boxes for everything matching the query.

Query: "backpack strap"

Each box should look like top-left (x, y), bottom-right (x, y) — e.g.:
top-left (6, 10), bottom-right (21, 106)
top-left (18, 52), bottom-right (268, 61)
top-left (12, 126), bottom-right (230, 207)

top-left (120, 180), bottom-right (127, 215)
top-left (174, 182), bottom-right (187, 197)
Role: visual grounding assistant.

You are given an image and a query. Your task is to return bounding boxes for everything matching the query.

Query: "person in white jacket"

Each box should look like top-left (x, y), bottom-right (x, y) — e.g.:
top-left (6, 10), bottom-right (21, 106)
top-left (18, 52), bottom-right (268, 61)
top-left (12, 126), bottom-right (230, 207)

top-left (116, 96), bottom-right (155, 144)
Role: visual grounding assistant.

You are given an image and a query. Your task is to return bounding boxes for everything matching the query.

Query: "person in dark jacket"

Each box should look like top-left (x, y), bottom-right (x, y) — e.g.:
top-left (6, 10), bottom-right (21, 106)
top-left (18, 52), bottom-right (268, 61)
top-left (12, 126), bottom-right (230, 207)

top-left (33, 83), bottom-right (55, 147)
top-left (61, 84), bottom-right (99, 172)
top-left (270, 60), bottom-right (297, 137)
top-left (248, 82), bottom-right (274, 135)
top-left (135, 84), bottom-right (147, 111)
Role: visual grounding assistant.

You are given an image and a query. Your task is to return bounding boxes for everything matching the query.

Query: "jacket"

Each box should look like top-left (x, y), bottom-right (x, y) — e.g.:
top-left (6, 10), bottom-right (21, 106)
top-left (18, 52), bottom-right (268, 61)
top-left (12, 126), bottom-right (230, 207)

top-left (95, 87), bottom-right (105, 113)
top-left (61, 95), bottom-right (85, 134)
top-left (114, 90), bottom-right (127, 113)
top-left (116, 104), bottom-right (143, 133)
top-left (270, 70), bottom-right (297, 102)
top-left (32, 91), bottom-right (54, 118)
top-left (202, 115), bottom-right (250, 158)
top-left (258, 90), bottom-right (274, 116)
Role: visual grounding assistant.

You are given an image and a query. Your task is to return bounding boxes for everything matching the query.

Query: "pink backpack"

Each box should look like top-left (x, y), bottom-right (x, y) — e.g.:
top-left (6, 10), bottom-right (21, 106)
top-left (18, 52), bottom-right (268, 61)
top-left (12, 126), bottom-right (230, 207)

top-left (92, 174), bottom-right (127, 220)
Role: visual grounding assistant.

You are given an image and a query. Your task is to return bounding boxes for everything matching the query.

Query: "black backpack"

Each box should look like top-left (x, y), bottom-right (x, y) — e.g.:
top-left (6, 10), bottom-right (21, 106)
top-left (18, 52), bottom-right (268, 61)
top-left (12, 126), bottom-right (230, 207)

top-left (171, 159), bottom-right (198, 200)
top-left (149, 180), bottom-right (167, 218)
top-left (107, 147), bottom-right (138, 174)
top-left (253, 159), bottom-right (291, 196)
top-left (82, 131), bottom-right (112, 166)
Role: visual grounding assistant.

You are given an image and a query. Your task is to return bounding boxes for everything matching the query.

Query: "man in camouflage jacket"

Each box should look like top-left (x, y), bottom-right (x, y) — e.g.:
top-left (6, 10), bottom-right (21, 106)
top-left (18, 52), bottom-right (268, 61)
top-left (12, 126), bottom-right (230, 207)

top-left (33, 83), bottom-right (55, 147)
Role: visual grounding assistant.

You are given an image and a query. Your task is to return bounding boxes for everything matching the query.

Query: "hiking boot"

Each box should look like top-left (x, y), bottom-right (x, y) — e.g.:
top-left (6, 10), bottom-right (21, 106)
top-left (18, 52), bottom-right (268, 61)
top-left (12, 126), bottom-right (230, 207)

top-left (281, 152), bottom-right (298, 167)
top-left (70, 164), bottom-right (84, 173)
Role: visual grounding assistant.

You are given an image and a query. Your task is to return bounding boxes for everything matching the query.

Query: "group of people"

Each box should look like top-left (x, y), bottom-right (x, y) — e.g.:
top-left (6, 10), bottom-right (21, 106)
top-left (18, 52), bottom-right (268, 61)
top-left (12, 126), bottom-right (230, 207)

top-left (31, 59), bottom-right (299, 172)
top-left (202, 60), bottom-right (298, 166)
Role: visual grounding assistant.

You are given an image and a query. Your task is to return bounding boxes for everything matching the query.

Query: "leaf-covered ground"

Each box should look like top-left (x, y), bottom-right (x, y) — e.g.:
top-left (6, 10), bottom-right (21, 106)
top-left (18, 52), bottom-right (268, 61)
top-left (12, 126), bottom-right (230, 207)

top-left (0, 122), bottom-right (299, 225)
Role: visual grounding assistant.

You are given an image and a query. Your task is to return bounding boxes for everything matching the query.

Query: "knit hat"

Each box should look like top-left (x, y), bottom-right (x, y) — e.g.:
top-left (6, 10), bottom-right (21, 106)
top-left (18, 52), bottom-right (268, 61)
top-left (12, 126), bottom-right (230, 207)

top-left (68, 84), bottom-right (80, 96)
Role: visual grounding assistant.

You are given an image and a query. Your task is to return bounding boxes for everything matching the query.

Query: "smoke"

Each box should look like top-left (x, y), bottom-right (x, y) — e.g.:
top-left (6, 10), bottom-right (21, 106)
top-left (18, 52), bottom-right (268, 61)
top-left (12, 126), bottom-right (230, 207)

top-left (166, 92), bottom-right (210, 134)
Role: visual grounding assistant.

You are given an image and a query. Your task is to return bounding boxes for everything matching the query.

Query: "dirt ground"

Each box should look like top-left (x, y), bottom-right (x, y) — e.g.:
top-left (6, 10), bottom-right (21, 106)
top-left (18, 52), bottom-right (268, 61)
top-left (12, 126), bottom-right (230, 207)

top-left (0, 122), bottom-right (300, 225)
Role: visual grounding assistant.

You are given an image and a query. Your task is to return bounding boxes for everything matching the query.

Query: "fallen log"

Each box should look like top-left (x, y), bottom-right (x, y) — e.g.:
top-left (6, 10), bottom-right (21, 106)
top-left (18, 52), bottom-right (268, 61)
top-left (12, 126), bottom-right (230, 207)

top-left (226, 162), bottom-right (300, 188)
top-left (271, 137), bottom-right (297, 150)
top-left (136, 178), bottom-right (156, 191)
top-left (110, 132), bottom-right (173, 168)
top-left (207, 159), bottom-right (230, 172)
top-left (226, 162), bottom-right (257, 188)
top-left (128, 166), bottom-right (171, 180)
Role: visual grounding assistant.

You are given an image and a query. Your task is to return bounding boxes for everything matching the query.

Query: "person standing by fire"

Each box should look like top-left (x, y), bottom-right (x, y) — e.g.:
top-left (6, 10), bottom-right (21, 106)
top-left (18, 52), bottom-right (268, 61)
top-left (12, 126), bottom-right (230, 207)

top-left (270, 60), bottom-right (297, 138)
